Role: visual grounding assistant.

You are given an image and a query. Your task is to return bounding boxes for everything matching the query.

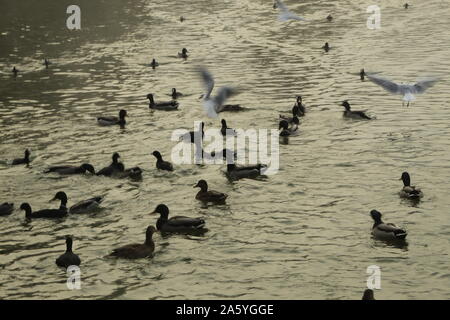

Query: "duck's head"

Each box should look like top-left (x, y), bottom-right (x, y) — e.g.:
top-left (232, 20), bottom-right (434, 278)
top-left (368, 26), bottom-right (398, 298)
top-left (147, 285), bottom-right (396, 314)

top-left (20, 203), bottom-right (32, 217)
top-left (52, 191), bottom-right (68, 204)
top-left (152, 150), bottom-right (162, 160)
top-left (112, 152), bottom-right (121, 163)
top-left (65, 236), bottom-right (73, 252)
top-left (24, 149), bottom-right (31, 159)
top-left (227, 163), bottom-right (236, 172)
top-left (172, 88), bottom-right (177, 94)
top-left (221, 119), bottom-right (227, 127)
top-left (145, 226), bottom-right (156, 242)
top-left (342, 100), bottom-right (351, 111)
top-left (370, 210), bottom-right (382, 223)
top-left (296, 96), bottom-right (302, 103)
top-left (81, 163), bottom-right (95, 174)
top-left (400, 172), bottom-right (411, 187)
top-left (146, 93), bottom-right (154, 101)
top-left (362, 289), bottom-right (375, 300)
top-left (194, 179), bottom-right (208, 191)
top-left (279, 120), bottom-right (289, 130)
top-left (152, 204), bottom-right (169, 218)
top-left (182, 48), bottom-right (188, 54)
top-left (119, 109), bottom-right (127, 119)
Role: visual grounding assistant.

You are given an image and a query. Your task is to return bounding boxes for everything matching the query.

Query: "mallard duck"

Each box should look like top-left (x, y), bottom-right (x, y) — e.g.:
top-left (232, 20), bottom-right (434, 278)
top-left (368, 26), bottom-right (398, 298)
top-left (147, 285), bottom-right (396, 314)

top-left (399, 172), bottom-right (423, 199)
top-left (342, 101), bottom-right (371, 120)
top-left (147, 93), bottom-right (179, 110)
top-left (171, 88), bottom-right (183, 99)
top-left (45, 163), bottom-right (95, 175)
top-left (178, 48), bottom-right (188, 59)
top-left (152, 204), bottom-right (206, 233)
top-left (280, 105), bottom-right (301, 123)
top-left (110, 226), bottom-right (156, 259)
top-left (52, 191), bottom-right (103, 214)
top-left (370, 210), bottom-right (407, 240)
top-left (152, 151), bottom-right (173, 171)
top-left (279, 117), bottom-right (299, 136)
top-left (221, 119), bottom-right (237, 137)
top-left (96, 153), bottom-right (123, 176)
top-left (12, 149), bottom-right (31, 165)
top-left (97, 109), bottom-right (127, 126)
top-left (326, 14), bottom-right (333, 22)
top-left (56, 236), bottom-right (81, 268)
top-left (226, 163), bottom-right (266, 180)
top-left (362, 289), bottom-right (375, 300)
top-left (0, 203), bottom-right (14, 216)
top-left (194, 180), bottom-right (228, 203)
top-left (20, 202), bottom-right (68, 219)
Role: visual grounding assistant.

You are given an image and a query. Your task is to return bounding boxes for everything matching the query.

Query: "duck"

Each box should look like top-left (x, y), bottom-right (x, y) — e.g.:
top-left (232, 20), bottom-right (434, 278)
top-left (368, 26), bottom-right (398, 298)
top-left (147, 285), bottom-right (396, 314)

top-left (399, 172), bottom-right (423, 199)
top-left (181, 122), bottom-right (205, 143)
top-left (180, 16), bottom-right (185, 22)
top-left (150, 58), bottom-right (159, 69)
top-left (52, 191), bottom-right (104, 214)
top-left (360, 68), bottom-right (365, 81)
top-left (178, 48), bottom-right (188, 59)
top-left (280, 105), bottom-right (302, 123)
top-left (96, 153), bottom-right (123, 176)
top-left (221, 104), bottom-right (244, 112)
top-left (226, 163), bottom-right (266, 180)
top-left (110, 226), bottom-right (156, 259)
top-left (221, 119), bottom-right (237, 137)
top-left (152, 151), bottom-right (173, 171)
top-left (20, 202), bottom-right (68, 219)
top-left (404, 3), bottom-right (409, 9)
top-left (97, 109), bottom-right (127, 126)
top-left (323, 42), bottom-right (330, 52)
top-left (171, 88), bottom-right (183, 99)
top-left (56, 236), bottom-right (81, 268)
top-left (113, 163), bottom-right (143, 180)
top-left (147, 93), bottom-right (179, 110)
top-left (12, 67), bottom-right (18, 77)
top-left (0, 203), bottom-right (14, 216)
top-left (44, 163), bottom-right (95, 175)
top-left (326, 14), bottom-right (333, 22)
top-left (194, 180), bottom-right (228, 203)
top-left (362, 289), bottom-right (375, 300)
top-left (12, 149), bottom-right (31, 165)
top-left (370, 210), bottom-right (407, 241)
top-left (43, 58), bottom-right (51, 69)
top-left (342, 101), bottom-right (371, 120)
top-left (152, 204), bottom-right (206, 233)
top-left (279, 117), bottom-right (299, 136)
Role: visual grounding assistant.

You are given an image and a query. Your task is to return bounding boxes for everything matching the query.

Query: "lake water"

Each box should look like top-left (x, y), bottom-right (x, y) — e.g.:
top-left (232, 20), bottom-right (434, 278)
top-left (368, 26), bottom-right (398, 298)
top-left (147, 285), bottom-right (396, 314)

top-left (1, 0), bottom-right (450, 299)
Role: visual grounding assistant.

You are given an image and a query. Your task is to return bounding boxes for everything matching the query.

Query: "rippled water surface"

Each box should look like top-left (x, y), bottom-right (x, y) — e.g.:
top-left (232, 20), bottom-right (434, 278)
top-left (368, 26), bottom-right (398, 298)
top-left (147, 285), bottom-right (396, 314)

top-left (1, 0), bottom-right (450, 299)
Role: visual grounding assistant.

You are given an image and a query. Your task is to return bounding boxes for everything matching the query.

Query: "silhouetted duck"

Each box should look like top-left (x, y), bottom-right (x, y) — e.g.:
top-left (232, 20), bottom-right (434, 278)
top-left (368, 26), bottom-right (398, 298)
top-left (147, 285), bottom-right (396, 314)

top-left (45, 163), bottom-right (95, 175)
top-left (221, 104), bottom-right (244, 112)
top-left (323, 42), bottom-right (330, 52)
top-left (326, 14), bottom-right (333, 21)
top-left (180, 16), bottom-right (185, 22)
top-left (178, 48), bottom-right (188, 59)
top-left (226, 163), bottom-right (266, 180)
top-left (171, 88), bottom-right (183, 99)
top-left (342, 101), bottom-right (371, 120)
top-left (404, 3), bottom-right (409, 9)
top-left (279, 120), bottom-right (291, 137)
top-left (97, 152), bottom-right (123, 176)
top-left (194, 180), bottom-right (228, 203)
top-left (97, 109), bottom-right (127, 126)
top-left (362, 289), bottom-right (375, 300)
top-left (110, 226), bottom-right (156, 259)
top-left (280, 105), bottom-right (301, 123)
top-left (43, 58), bottom-right (51, 69)
top-left (147, 93), bottom-right (179, 110)
top-left (20, 202), bottom-right (68, 219)
top-left (360, 69), bottom-right (365, 81)
top-left (12, 67), bottom-right (18, 77)
top-left (56, 236), bottom-right (81, 268)
top-left (0, 203), bottom-right (14, 216)
top-left (399, 172), bottom-right (423, 199)
top-left (12, 149), bottom-right (31, 165)
top-left (152, 204), bottom-right (206, 233)
top-left (370, 210), bottom-right (407, 240)
top-left (52, 191), bottom-right (104, 214)
top-left (114, 163), bottom-right (143, 180)
top-left (294, 96), bottom-right (306, 115)
top-left (221, 119), bottom-right (237, 137)
top-left (150, 58), bottom-right (159, 69)
top-left (152, 151), bottom-right (173, 171)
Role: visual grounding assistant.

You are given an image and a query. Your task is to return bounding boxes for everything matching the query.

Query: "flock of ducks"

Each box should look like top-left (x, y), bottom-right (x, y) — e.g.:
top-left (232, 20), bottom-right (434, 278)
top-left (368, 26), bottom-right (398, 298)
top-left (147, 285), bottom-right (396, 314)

top-left (2, 1), bottom-right (434, 300)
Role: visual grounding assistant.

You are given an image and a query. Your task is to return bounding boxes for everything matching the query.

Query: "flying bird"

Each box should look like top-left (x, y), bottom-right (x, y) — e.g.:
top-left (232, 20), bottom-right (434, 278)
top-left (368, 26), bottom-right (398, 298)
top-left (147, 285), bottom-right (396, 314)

top-left (366, 73), bottom-right (438, 107)
top-left (275, 0), bottom-right (306, 22)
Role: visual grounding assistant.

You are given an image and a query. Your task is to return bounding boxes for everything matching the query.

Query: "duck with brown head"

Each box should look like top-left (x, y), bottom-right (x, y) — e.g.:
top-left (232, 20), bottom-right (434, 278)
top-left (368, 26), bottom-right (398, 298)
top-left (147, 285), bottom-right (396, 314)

top-left (110, 226), bottom-right (156, 259)
top-left (342, 101), bottom-right (372, 120)
top-left (152, 151), bottom-right (174, 171)
top-left (194, 180), bottom-right (228, 204)
top-left (399, 172), bottom-right (423, 199)
top-left (370, 209), bottom-right (407, 241)
top-left (152, 204), bottom-right (207, 234)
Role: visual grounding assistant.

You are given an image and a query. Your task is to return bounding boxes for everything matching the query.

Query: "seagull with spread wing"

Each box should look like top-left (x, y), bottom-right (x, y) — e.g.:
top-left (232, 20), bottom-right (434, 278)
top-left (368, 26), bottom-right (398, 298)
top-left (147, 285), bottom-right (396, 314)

top-left (275, 0), bottom-right (306, 22)
top-left (197, 67), bottom-right (238, 118)
top-left (366, 73), bottom-right (439, 107)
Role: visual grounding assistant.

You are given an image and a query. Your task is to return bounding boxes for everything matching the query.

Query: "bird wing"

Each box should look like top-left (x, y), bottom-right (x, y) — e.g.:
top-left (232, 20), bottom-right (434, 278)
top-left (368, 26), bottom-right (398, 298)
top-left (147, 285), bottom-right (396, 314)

top-left (413, 78), bottom-right (438, 94)
top-left (215, 86), bottom-right (237, 110)
top-left (366, 74), bottom-right (400, 94)
top-left (276, 0), bottom-right (289, 13)
top-left (198, 67), bottom-right (215, 99)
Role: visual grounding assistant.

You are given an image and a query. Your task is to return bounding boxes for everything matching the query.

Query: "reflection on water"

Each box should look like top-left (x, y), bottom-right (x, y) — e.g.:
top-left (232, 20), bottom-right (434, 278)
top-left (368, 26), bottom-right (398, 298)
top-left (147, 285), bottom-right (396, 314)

top-left (1, 0), bottom-right (450, 299)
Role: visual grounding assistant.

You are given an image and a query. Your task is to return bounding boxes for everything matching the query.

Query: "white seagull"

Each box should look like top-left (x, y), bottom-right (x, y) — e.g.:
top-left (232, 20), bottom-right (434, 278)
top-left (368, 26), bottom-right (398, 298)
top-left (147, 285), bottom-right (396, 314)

top-left (197, 67), bottom-right (238, 118)
top-left (275, 0), bottom-right (306, 22)
top-left (366, 73), bottom-right (439, 107)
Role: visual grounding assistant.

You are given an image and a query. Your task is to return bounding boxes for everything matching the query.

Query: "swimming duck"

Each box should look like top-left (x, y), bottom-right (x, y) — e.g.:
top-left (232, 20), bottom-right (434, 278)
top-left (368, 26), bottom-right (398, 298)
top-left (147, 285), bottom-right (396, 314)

top-left (0, 203), bottom-right (14, 216)
top-left (43, 58), bottom-right (51, 69)
top-left (280, 105), bottom-right (301, 123)
top-left (221, 104), bottom-right (244, 112)
top-left (294, 96), bottom-right (306, 116)
top-left (342, 101), bottom-right (371, 120)
top-left (110, 226), bottom-right (156, 259)
top-left (326, 14), bottom-right (333, 22)
top-left (97, 109), bottom-right (127, 126)
top-left (171, 88), bottom-right (183, 99)
top-left (56, 236), bottom-right (81, 268)
top-left (221, 119), bottom-right (237, 137)
top-left (147, 93), bottom-right (179, 110)
top-left (279, 117), bottom-right (299, 136)
top-left (20, 202), bottom-right (68, 219)
top-left (45, 163), bottom-right (95, 175)
top-left (181, 122), bottom-right (205, 143)
top-left (96, 152), bottom-right (123, 176)
top-left (194, 180), bottom-right (228, 204)
top-left (152, 151), bottom-right (173, 171)
top-left (226, 163), bottom-right (266, 180)
top-left (362, 289), bottom-right (375, 300)
top-left (404, 3), bottom-right (409, 9)
top-left (113, 163), bottom-right (143, 180)
top-left (152, 204), bottom-right (206, 233)
top-left (12, 149), bottom-right (31, 165)
top-left (323, 42), bottom-right (330, 52)
top-left (399, 172), bottom-right (423, 199)
top-left (360, 69), bottom-right (365, 81)
top-left (370, 210), bottom-right (407, 241)
top-left (12, 67), bottom-right (18, 77)
top-left (180, 16), bottom-right (185, 22)
top-left (52, 191), bottom-right (103, 214)
top-left (150, 58), bottom-right (159, 69)
top-left (178, 48), bottom-right (188, 59)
